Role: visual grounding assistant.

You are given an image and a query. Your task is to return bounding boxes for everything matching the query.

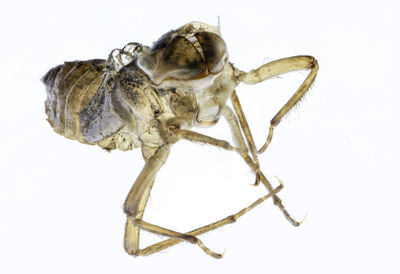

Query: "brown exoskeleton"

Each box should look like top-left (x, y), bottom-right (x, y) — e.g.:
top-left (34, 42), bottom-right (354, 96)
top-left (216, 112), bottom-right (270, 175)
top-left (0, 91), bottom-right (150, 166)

top-left (42, 22), bottom-right (318, 258)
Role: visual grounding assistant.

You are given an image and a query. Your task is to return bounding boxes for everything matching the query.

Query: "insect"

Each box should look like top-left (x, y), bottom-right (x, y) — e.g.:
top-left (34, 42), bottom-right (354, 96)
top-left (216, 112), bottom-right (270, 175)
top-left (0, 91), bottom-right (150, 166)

top-left (42, 21), bottom-right (318, 258)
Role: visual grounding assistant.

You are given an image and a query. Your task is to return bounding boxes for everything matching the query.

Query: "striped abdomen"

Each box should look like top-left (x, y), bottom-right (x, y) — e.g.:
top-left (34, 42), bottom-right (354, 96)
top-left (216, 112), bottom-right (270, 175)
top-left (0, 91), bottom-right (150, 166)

top-left (42, 59), bottom-right (138, 151)
top-left (42, 59), bottom-right (106, 143)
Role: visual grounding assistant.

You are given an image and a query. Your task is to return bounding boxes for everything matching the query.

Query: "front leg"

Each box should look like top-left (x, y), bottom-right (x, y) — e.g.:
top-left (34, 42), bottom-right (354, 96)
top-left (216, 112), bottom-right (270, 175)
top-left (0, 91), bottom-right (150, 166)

top-left (236, 55), bottom-right (319, 153)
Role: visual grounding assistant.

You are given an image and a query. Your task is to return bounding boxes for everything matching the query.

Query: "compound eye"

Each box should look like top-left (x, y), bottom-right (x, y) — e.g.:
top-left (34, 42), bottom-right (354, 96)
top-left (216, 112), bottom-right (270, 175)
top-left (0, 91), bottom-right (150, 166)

top-left (152, 36), bottom-right (207, 84)
top-left (195, 32), bottom-right (228, 74)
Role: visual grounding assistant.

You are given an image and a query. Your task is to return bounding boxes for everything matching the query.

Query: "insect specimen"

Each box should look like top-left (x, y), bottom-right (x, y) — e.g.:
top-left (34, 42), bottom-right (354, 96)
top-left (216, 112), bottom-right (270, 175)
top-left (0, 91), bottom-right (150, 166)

top-left (42, 21), bottom-right (318, 258)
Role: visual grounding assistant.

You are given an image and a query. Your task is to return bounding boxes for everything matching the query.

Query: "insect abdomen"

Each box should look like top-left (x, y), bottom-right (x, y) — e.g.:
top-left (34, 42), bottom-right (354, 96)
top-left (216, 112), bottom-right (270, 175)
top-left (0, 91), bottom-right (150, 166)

top-left (42, 59), bottom-right (107, 144)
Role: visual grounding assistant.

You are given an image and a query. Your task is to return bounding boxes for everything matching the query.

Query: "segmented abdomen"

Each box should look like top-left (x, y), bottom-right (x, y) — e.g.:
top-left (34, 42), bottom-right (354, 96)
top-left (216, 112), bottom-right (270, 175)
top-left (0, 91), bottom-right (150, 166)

top-left (42, 59), bottom-right (107, 144)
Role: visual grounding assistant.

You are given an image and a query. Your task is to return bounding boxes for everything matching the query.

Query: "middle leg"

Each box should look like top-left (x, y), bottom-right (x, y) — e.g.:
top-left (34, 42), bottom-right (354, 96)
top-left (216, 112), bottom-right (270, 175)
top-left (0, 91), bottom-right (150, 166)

top-left (170, 118), bottom-right (303, 226)
top-left (223, 106), bottom-right (303, 226)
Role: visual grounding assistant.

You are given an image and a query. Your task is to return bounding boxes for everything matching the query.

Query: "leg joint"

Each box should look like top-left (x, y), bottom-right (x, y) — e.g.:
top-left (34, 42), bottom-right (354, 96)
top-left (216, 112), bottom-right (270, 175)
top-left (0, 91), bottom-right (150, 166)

top-left (229, 214), bottom-right (238, 223)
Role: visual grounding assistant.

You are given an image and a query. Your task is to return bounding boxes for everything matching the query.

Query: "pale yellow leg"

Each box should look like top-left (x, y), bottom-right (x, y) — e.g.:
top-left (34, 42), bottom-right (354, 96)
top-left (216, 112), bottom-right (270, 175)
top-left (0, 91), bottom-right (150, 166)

top-left (124, 144), bottom-right (219, 258)
top-left (222, 106), bottom-right (303, 226)
top-left (171, 123), bottom-right (302, 226)
top-left (230, 90), bottom-right (261, 185)
top-left (132, 184), bottom-right (283, 256)
top-left (128, 217), bottom-right (223, 258)
top-left (169, 127), bottom-right (239, 152)
top-left (123, 124), bottom-right (292, 258)
top-left (236, 55), bottom-right (319, 154)
top-left (124, 145), bottom-right (222, 258)
top-left (123, 143), bottom-right (280, 258)
top-left (123, 145), bottom-right (169, 255)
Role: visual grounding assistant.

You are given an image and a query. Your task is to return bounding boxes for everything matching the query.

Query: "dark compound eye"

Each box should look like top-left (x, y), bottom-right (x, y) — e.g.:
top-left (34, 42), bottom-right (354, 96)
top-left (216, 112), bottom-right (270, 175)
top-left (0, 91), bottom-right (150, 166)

top-left (151, 36), bottom-right (207, 84)
top-left (196, 32), bottom-right (228, 74)
top-left (137, 31), bottom-right (228, 85)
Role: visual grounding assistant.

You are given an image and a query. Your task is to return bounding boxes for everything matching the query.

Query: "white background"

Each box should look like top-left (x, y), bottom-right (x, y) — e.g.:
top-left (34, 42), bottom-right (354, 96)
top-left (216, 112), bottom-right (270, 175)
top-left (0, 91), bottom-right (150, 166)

top-left (1, 0), bottom-right (399, 273)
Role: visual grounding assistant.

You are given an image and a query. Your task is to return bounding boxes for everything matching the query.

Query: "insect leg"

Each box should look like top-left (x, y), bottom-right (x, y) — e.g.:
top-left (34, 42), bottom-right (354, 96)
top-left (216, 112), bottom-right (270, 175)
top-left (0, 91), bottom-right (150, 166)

top-left (223, 106), bottom-right (304, 226)
top-left (236, 55), bottom-right (318, 154)
top-left (169, 127), bottom-right (240, 152)
top-left (171, 126), bottom-right (258, 180)
top-left (123, 145), bottom-right (169, 256)
top-left (230, 90), bottom-right (261, 185)
top-left (170, 123), bottom-right (302, 226)
top-left (170, 126), bottom-right (258, 173)
top-left (128, 218), bottom-right (223, 258)
top-left (123, 144), bottom-right (221, 258)
top-left (136, 184), bottom-right (282, 256)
